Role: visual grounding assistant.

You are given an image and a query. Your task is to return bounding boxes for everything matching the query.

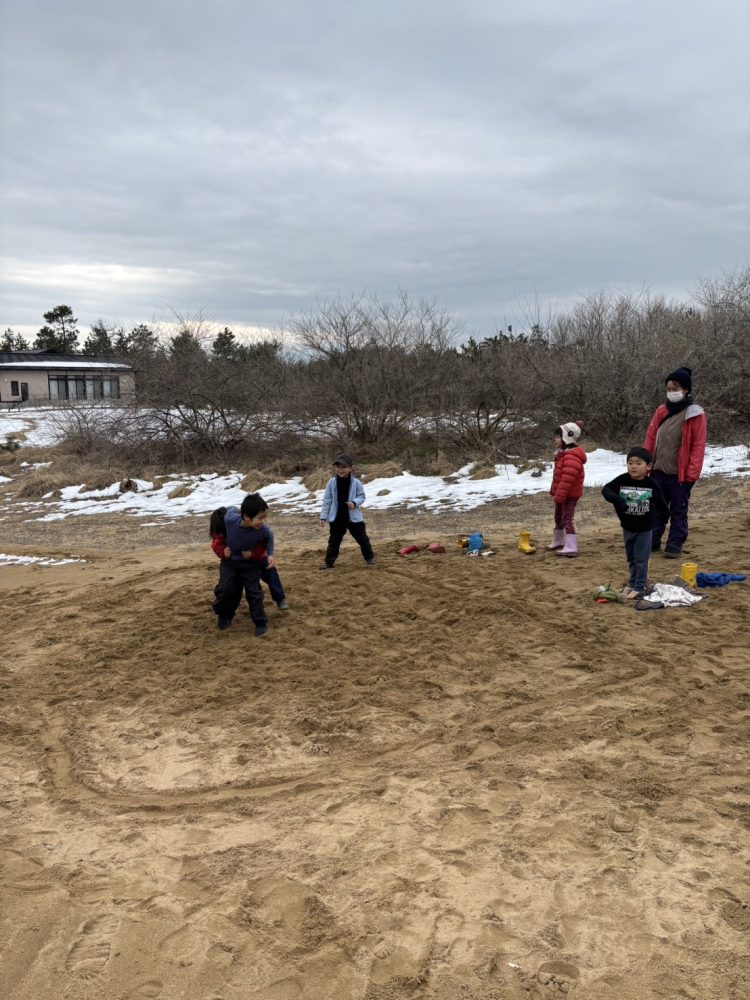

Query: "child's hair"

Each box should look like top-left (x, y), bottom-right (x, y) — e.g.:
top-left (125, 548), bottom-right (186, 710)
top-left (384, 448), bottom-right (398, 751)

top-left (209, 506), bottom-right (227, 537)
top-left (555, 421), bottom-right (584, 446)
top-left (240, 492), bottom-right (269, 519)
top-left (627, 446), bottom-right (653, 464)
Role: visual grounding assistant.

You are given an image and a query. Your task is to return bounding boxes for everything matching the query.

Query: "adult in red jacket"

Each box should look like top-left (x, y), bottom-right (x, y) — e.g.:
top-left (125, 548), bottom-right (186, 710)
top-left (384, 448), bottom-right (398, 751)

top-left (643, 366), bottom-right (707, 558)
top-left (548, 421), bottom-right (587, 557)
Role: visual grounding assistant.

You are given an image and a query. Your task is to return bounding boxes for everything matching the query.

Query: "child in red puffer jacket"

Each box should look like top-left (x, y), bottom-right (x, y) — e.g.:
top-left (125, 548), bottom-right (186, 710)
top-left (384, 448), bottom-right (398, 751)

top-left (547, 421), bottom-right (586, 558)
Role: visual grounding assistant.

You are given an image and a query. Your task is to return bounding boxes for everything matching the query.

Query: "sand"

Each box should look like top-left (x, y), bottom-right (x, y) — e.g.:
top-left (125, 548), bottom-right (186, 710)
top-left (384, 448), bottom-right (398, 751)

top-left (1, 480), bottom-right (749, 999)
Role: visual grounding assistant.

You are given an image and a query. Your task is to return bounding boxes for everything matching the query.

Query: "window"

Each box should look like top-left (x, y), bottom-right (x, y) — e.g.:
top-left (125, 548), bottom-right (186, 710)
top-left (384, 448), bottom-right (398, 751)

top-left (47, 372), bottom-right (121, 400)
top-left (10, 380), bottom-right (19, 396)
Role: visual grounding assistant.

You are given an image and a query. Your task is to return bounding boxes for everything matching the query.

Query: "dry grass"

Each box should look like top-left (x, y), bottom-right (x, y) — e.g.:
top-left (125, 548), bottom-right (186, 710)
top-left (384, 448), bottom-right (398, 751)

top-left (166, 484), bottom-right (194, 499)
top-left (239, 469), bottom-right (268, 492)
top-left (359, 461), bottom-right (403, 482)
top-left (468, 461), bottom-right (498, 480)
top-left (302, 467), bottom-right (332, 492)
top-left (0, 450), bottom-right (21, 468)
top-left (10, 470), bottom-right (76, 498)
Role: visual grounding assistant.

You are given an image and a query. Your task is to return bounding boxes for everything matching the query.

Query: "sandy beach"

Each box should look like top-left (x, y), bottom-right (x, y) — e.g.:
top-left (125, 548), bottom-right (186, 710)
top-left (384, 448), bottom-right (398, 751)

top-left (1, 480), bottom-right (749, 999)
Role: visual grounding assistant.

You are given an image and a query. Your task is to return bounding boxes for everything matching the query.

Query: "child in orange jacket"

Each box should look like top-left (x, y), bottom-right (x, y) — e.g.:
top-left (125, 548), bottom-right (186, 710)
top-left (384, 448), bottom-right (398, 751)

top-left (547, 421), bottom-right (586, 557)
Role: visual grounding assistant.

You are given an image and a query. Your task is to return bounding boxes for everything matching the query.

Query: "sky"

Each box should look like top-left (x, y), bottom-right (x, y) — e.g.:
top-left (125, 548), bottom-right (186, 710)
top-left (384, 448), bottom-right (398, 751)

top-left (1, 0), bottom-right (748, 343)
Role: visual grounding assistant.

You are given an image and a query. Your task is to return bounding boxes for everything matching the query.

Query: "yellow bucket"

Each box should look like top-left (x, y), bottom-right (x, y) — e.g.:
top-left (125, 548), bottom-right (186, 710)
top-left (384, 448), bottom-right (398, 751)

top-left (680, 562), bottom-right (698, 588)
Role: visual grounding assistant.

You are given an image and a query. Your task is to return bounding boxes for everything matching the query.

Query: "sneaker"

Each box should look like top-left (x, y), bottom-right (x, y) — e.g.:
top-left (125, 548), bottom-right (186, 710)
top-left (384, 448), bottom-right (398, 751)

top-left (663, 550), bottom-right (681, 560)
top-left (276, 600), bottom-right (289, 610)
top-left (217, 616), bottom-right (232, 630)
top-left (319, 563), bottom-right (334, 571)
top-left (254, 624), bottom-right (269, 638)
top-left (366, 558), bottom-right (375, 566)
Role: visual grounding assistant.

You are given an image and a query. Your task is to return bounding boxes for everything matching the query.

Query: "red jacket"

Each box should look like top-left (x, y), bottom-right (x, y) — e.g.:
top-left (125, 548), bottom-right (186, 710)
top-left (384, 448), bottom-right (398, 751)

top-left (550, 446), bottom-right (587, 503)
top-left (210, 533), bottom-right (267, 561)
top-left (643, 403), bottom-right (706, 483)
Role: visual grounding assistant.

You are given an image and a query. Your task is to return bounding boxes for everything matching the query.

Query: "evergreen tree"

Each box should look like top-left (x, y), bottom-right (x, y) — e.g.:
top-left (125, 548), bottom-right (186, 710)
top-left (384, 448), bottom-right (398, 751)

top-left (83, 318), bottom-right (116, 355)
top-left (129, 324), bottom-right (159, 357)
top-left (34, 305), bottom-right (79, 352)
top-left (0, 328), bottom-right (29, 351)
top-left (169, 327), bottom-right (207, 363)
top-left (212, 326), bottom-right (238, 360)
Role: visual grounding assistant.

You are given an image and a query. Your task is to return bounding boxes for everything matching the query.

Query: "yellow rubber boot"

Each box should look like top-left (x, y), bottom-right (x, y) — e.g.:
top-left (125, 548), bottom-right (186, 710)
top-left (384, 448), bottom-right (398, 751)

top-left (517, 530), bottom-right (536, 554)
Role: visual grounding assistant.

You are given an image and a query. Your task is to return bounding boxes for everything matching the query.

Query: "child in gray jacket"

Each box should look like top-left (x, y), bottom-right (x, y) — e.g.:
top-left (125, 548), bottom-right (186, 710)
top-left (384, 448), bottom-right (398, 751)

top-left (319, 454), bottom-right (375, 569)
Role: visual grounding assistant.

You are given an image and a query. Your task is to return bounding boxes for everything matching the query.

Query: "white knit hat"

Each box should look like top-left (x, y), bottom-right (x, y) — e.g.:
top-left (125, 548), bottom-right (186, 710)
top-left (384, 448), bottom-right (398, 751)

top-left (559, 421), bottom-right (583, 445)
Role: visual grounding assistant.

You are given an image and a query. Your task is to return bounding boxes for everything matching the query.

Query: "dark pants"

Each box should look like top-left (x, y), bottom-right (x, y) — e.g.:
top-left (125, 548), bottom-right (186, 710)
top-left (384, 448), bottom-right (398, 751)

top-left (213, 564), bottom-right (285, 608)
top-left (212, 559), bottom-right (267, 626)
top-left (325, 519), bottom-right (374, 566)
top-left (623, 529), bottom-right (652, 592)
top-left (553, 498), bottom-right (578, 533)
top-left (650, 471), bottom-right (693, 554)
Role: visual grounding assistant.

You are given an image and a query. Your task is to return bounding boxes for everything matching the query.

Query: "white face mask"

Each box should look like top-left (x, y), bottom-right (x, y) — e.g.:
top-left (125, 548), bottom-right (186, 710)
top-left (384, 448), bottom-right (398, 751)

top-left (666, 390), bottom-right (685, 403)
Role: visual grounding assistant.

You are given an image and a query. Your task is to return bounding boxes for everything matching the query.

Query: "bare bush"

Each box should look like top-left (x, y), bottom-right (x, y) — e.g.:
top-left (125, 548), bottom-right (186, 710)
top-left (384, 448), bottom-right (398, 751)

top-left (290, 292), bottom-right (460, 446)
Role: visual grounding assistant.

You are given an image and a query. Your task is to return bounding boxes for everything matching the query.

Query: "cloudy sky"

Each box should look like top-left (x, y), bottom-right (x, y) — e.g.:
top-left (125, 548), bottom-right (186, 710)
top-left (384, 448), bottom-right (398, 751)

top-left (1, 0), bottom-right (748, 342)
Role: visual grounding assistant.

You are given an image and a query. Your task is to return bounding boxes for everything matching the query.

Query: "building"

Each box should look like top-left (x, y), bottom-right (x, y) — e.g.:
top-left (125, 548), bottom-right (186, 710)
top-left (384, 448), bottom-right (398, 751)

top-left (0, 351), bottom-right (135, 406)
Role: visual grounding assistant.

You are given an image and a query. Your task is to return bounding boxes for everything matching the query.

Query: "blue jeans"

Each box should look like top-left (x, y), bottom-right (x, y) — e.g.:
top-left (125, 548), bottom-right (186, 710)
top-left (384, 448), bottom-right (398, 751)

top-left (260, 566), bottom-right (285, 605)
top-left (650, 471), bottom-right (693, 554)
top-left (623, 529), bottom-right (652, 592)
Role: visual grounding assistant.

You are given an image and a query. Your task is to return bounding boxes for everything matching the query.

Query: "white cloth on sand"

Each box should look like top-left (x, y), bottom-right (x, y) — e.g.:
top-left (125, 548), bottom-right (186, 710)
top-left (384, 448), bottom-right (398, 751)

top-left (641, 583), bottom-right (703, 607)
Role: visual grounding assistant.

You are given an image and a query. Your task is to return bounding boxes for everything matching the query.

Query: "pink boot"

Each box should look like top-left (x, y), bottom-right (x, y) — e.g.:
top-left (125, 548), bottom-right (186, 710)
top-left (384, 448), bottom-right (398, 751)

top-left (557, 533), bottom-right (578, 557)
top-left (546, 529), bottom-right (565, 550)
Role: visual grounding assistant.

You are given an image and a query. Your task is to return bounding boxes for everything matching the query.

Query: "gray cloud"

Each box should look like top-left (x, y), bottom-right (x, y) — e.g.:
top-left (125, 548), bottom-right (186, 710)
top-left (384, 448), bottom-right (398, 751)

top-left (1, 0), bottom-right (748, 339)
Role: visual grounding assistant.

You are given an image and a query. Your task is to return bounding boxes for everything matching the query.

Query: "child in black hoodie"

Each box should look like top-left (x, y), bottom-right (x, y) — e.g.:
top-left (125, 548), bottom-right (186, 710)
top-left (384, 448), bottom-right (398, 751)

top-left (602, 447), bottom-right (670, 599)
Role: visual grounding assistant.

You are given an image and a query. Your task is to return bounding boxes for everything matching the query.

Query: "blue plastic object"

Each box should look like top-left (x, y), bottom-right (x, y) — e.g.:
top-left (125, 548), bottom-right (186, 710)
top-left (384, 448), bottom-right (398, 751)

top-left (695, 572), bottom-right (746, 588)
top-left (467, 532), bottom-right (484, 553)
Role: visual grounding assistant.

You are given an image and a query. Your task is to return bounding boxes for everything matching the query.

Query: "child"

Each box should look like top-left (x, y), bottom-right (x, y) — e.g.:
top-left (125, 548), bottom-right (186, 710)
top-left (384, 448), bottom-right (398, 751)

top-left (210, 506), bottom-right (289, 611)
top-left (547, 421), bottom-right (586, 557)
top-left (319, 454), bottom-right (375, 570)
top-left (602, 447), bottom-right (669, 599)
top-left (211, 493), bottom-right (274, 634)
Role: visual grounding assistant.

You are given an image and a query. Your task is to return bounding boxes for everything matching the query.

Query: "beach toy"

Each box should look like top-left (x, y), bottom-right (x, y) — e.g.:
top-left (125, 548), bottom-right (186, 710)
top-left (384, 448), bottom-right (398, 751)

top-left (680, 562), bottom-right (698, 588)
top-left (467, 532), bottom-right (484, 554)
top-left (457, 537), bottom-right (469, 548)
top-left (398, 545), bottom-right (420, 556)
top-left (517, 530), bottom-right (536, 555)
top-left (426, 542), bottom-right (445, 554)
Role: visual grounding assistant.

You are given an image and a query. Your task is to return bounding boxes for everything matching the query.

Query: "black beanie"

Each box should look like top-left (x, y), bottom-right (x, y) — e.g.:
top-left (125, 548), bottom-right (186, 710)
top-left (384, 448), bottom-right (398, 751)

top-left (665, 367), bottom-right (692, 392)
top-left (627, 446), bottom-right (653, 464)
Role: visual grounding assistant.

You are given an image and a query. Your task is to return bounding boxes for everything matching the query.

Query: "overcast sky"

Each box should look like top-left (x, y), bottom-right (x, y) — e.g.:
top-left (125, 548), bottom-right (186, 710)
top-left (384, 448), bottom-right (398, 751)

top-left (1, 0), bottom-right (748, 342)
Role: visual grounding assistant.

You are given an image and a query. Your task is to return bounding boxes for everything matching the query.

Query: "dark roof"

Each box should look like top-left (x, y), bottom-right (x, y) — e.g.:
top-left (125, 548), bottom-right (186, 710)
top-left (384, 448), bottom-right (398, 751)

top-left (0, 350), bottom-right (132, 369)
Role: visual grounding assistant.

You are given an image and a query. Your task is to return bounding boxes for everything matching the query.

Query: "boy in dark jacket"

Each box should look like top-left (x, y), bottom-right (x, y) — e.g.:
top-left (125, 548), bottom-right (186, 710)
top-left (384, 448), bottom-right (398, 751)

top-left (602, 447), bottom-right (669, 599)
top-left (212, 493), bottom-right (273, 634)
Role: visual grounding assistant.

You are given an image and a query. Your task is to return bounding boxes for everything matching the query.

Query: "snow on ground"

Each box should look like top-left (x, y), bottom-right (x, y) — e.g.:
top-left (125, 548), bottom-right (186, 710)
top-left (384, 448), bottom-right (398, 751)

top-left (0, 553), bottom-right (86, 567)
top-left (0, 445), bottom-right (743, 523)
top-left (0, 407), bottom-right (65, 447)
top-left (2, 408), bottom-right (748, 522)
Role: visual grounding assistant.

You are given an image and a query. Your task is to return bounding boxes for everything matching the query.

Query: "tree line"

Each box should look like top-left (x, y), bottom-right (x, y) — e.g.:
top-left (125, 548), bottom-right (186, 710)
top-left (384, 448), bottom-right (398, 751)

top-left (5, 268), bottom-right (749, 468)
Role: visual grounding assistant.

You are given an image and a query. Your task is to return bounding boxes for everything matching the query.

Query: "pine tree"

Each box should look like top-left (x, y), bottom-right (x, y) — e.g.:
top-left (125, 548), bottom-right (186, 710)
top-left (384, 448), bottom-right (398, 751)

top-left (0, 328), bottom-right (29, 351)
top-left (83, 319), bottom-right (116, 355)
top-left (212, 326), bottom-right (238, 360)
top-left (34, 305), bottom-right (79, 352)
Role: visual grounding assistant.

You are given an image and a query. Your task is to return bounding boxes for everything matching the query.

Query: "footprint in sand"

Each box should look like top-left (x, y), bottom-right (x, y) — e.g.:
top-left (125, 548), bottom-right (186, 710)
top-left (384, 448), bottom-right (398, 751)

top-left (537, 960), bottom-right (580, 994)
top-left (123, 981), bottom-right (163, 999)
top-left (719, 898), bottom-right (750, 933)
top-left (66, 912), bottom-right (120, 978)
